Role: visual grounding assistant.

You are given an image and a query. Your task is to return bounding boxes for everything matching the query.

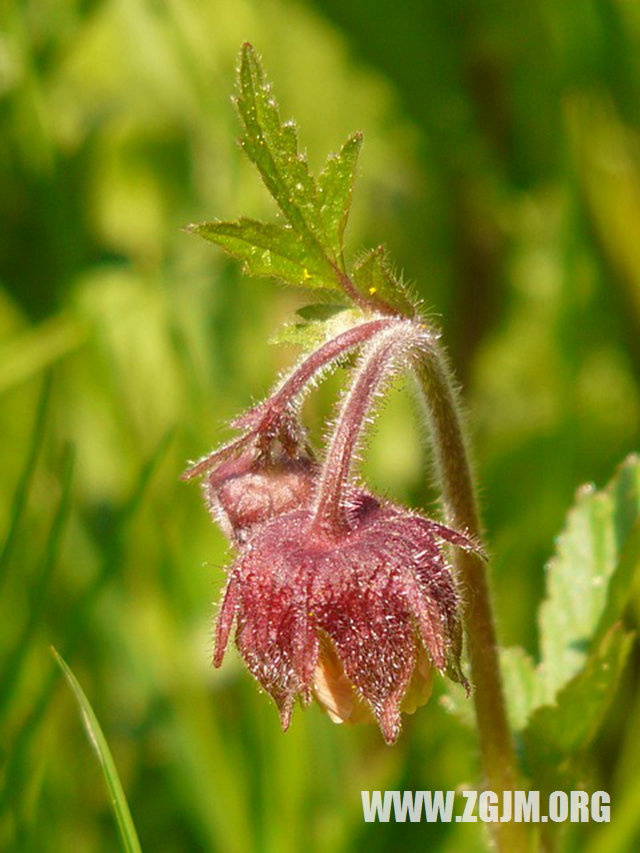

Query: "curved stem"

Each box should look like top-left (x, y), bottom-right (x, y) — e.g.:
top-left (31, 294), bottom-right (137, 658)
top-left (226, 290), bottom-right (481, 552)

top-left (184, 317), bottom-right (396, 481)
top-left (415, 342), bottom-right (532, 853)
top-left (311, 319), bottom-right (424, 537)
top-left (235, 316), bottom-right (396, 428)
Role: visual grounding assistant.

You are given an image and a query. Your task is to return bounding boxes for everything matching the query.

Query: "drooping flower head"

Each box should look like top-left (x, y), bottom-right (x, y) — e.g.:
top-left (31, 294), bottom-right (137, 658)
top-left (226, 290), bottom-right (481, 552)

top-left (184, 318), bottom-right (477, 743)
top-left (200, 411), bottom-right (316, 543)
top-left (213, 494), bottom-right (476, 743)
top-left (185, 318), bottom-right (481, 743)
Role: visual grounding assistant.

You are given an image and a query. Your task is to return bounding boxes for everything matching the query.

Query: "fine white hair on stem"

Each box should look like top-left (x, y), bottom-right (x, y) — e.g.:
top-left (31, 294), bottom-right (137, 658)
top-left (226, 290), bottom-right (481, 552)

top-left (312, 318), bottom-right (435, 535)
top-left (185, 317), bottom-right (402, 481)
top-left (233, 315), bottom-right (396, 427)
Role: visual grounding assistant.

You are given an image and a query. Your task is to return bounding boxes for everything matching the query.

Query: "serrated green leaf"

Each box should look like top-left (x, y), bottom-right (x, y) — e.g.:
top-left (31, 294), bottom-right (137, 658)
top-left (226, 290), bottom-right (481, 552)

top-left (522, 625), bottom-right (633, 790)
top-left (52, 647), bottom-right (142, 853)
top-left (538, 488), bottom-right (615, 700)
top-left (352, 246), bottom-right (415, 317)
top-left (317, 132), bottom-right (362, 266)
top-left (270, 307), bottom-right (365, 351)
top-left (191, 219), bottom-right (338, 289)
top-left (236, 44), bottom-right (336, 272)
top-left (538, 455), bottom-right (640, 702)
top-left (193, 45), bottom-right (420, 318)
top-left (445, 457), bottom-right (640, 737)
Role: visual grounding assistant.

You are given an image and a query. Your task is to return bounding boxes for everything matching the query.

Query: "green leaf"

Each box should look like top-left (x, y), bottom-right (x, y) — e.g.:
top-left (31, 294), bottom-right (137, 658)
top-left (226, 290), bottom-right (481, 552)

top-left (538, 454), bottom-right (640, 702)
top-left (271, 307), bottom-right (365, 351)
top-left (596, 453), bottom-right (640, 640)
top-left (317, 132), bottom-right (363, 266)
top-left (0, 446), bottom-right (74, 726)
top-left (352, 246), bottom-right (415, 317)
top-left (447, 458), bottom-right (640, 739)
top-left (191, 219), bottom-right (338, 289)
top-left (495, 455), bottom-right (640, 738)
top-left (522, 625), bottom-right (633, 790)
top-left (52, 647), bottom-right (142, 853)
top-left (191, 44), bottom-right (420, 318)
top-left (500, 646), bottom-right (544, 732)
top-left (295, 303), bottom-right (349, 321)
top-left (235, 44), bottom-right (336, 273)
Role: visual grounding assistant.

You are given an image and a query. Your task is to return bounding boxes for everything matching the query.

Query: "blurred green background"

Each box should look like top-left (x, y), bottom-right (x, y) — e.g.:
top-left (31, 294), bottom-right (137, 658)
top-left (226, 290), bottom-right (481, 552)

top-left (1, 1), bottom-right (639, 851)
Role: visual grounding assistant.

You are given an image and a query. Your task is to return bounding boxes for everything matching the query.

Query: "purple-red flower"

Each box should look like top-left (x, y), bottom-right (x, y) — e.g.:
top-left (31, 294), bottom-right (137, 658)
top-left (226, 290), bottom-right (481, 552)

top-left (213, 492), bottom-right (475, 743)
top-left (185, 317), bottom-right (480, 743)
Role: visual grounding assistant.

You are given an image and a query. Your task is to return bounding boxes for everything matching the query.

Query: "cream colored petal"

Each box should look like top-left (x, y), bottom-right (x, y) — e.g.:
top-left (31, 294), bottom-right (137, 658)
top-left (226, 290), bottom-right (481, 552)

top-left (312, 634), bottom-right (371, 725)
top-left (401, 643), bottom-right (434, 715)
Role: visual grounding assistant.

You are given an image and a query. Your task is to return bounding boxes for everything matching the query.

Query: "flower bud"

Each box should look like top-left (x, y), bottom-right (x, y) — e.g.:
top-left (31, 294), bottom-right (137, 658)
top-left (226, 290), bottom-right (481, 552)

top-left (205, 447), bottom-right (317, 542)
top-left (184, 406), bottom-right (317, 543)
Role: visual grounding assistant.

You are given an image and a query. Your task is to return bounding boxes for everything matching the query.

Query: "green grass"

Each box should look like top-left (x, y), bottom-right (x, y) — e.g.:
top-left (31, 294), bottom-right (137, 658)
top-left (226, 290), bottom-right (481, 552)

top-left (51, 647), bottom-right (142, 853)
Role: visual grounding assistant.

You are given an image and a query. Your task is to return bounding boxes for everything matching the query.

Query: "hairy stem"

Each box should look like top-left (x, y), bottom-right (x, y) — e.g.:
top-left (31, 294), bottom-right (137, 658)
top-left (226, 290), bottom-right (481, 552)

top-left (237, 316), bottom-right (397, 427)
top-left (416, 341), bottom-right (532, 853)
top-left (183, 317), bottom-right (396, 481)
top-left (312, 319), bottom-right (426, 537)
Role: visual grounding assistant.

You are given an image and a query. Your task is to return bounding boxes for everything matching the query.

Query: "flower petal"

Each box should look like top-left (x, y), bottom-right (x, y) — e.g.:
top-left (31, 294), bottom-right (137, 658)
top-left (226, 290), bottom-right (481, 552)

top-left (312, 633), bottom-right (372, 724)
top-left (213, 574), bottom-right (240, 667)
top-left (313, 562), bottom-right (417, 743)
top-left (224, 519), bottom-right (319, 728)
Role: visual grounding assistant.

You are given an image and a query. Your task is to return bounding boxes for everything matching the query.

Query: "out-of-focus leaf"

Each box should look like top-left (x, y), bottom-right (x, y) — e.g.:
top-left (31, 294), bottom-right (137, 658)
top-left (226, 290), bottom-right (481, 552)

top-left (0, 447), bottom-right (74, 725)
top-left (190, 219), bottom-right (337, 289)
top-left (352, 246), bottom-right (415, 317)
top-left (597, 454), bottom-right (640, 639)
top-left (499, 646), bottom-right (544, 732)
top-left (0, 375), bottom-right (51, 588)
top-left (0, 315), bottom-right (86, 394)
top-left (522, 625), bottom-right (634, 789)
top-left (492, 456), bottom-right (640, 738)
top-left (317, 132), bottom-right (363, 266)
top-left (51, 648), bottom-right (142, 853)
top-left (538, 454), bottom-right (640, 702)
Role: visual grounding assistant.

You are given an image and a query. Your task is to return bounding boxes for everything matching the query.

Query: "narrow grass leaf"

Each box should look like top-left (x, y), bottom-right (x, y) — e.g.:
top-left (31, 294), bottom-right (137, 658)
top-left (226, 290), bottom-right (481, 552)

top-left (0, 435), bottom-right (172, 817)
top-left (0, 373), bottom-right (51, 588)
top-left (0, 446), bottom-right (74, 724)
top-left (51, 647), bottom-right (142, 853)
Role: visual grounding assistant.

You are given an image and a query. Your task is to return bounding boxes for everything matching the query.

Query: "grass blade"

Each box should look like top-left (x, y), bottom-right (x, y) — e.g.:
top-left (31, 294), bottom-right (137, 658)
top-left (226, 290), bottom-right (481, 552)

top-left (0, 373), bottom-right (52, 589)
top-left (51, 647), bottom-right (142, 853)
top-left (0, 432), bottom-right (174, 818)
